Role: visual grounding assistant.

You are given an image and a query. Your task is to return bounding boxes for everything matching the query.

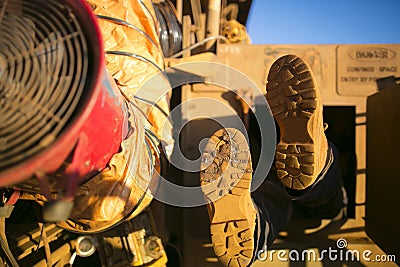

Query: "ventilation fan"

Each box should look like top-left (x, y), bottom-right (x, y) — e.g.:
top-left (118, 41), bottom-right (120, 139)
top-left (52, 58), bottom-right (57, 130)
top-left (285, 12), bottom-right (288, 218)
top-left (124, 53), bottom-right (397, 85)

top-left (0, 0), bottom-right (128, 204)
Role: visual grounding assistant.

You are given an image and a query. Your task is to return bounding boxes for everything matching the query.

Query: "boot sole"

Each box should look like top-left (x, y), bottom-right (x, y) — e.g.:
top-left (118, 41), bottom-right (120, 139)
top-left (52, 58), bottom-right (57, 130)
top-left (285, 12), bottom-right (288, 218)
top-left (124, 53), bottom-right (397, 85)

top-left (266, 55), bottom-right (319, 190)
top-left (200, 128), bottom-right (255, 267)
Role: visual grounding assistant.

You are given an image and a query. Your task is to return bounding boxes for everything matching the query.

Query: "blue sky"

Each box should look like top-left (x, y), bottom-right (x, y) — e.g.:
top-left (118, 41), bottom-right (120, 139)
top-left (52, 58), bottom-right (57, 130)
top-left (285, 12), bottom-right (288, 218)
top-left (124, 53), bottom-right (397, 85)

top-left (247, 0), bottom-right (400, 44)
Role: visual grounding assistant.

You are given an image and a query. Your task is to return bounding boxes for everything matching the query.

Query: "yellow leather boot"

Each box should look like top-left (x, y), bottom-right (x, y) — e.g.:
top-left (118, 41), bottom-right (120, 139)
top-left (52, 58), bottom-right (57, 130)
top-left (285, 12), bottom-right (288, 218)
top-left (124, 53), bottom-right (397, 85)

top-left (266, 55), bottom-right (328, 190)
top-left (200, 128), bottom-right (256, 267)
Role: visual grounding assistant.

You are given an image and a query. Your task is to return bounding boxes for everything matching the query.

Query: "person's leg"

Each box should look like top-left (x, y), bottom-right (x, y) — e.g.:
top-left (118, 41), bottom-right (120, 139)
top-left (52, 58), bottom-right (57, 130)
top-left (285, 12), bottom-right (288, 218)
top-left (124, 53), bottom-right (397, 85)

top-left (285, 142), bottom-right (348, 219)
top-left (252, 173), bottom-right (292, 259)
top-left (200, 55), bottom-right (347, 267)
top-left (200, 128), bottom-right (292, 267)
top-left (254, 54), bottom-right (348, 258)
top-left (199, 129), bottom-right (346, 267)
top-left (200, 128), bottom-right (256, 267)
top-left (265, 54), bottom-right (328, 190)
top-left (265, 54), bottom-right (347, 219)
top-left (251, 143), bottom-right (347, 262)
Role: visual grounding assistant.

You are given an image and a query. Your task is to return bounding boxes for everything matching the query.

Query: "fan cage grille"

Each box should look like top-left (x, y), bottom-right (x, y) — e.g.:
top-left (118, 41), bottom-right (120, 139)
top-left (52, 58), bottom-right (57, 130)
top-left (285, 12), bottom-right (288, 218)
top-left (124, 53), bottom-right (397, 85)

top-left (0, 0), bottom-right (92, 171)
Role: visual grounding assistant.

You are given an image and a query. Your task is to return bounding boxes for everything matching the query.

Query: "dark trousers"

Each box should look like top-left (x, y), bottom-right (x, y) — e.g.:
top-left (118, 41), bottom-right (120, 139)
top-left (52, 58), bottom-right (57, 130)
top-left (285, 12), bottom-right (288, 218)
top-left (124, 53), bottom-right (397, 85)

top-left (251, 142), bottom-right (347, 261)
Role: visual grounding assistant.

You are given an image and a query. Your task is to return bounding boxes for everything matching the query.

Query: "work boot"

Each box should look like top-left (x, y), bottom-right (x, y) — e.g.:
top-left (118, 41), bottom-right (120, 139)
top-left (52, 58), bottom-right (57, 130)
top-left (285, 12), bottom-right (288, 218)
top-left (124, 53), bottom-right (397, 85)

top-left (266, 55), bottom-right (328, 190)
top-left (200, 128), bottom-right (256, 267)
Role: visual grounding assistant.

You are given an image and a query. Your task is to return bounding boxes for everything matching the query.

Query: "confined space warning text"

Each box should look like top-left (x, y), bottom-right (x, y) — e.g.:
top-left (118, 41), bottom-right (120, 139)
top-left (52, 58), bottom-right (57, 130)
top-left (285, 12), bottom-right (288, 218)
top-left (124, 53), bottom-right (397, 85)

top-left (337, 46), bottom-right (400, 96)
